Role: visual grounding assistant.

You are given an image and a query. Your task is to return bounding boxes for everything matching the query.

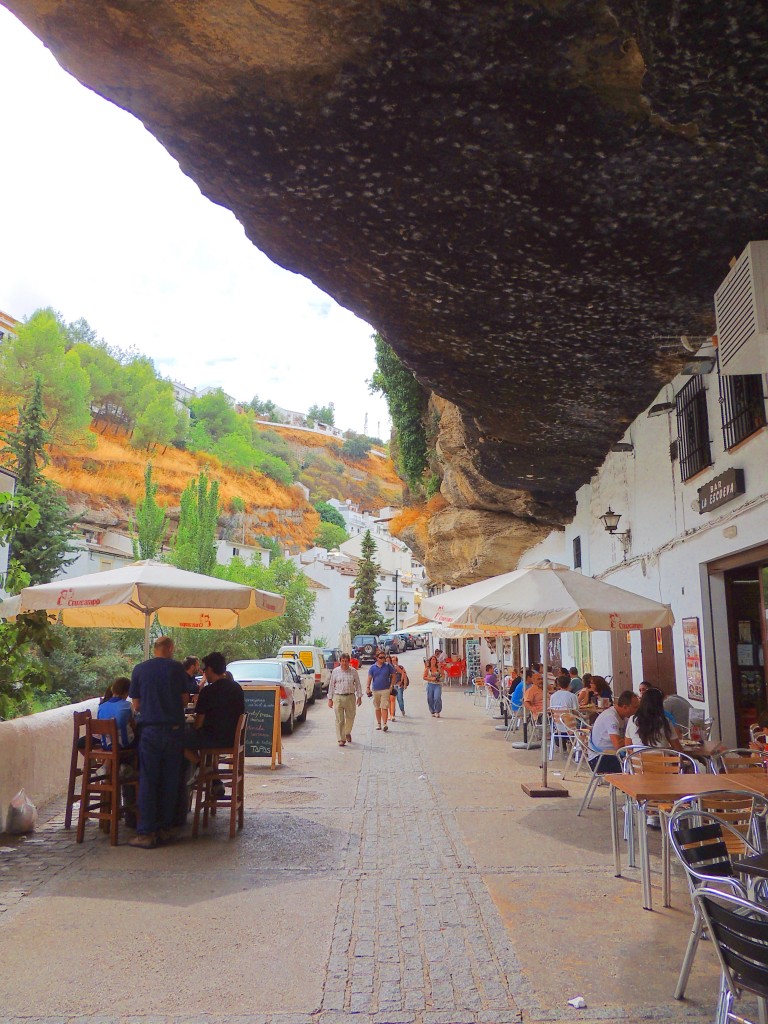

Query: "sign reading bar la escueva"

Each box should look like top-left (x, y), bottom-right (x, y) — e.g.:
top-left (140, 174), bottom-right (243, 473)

top-left (698, 467), bottom-right (745, 514)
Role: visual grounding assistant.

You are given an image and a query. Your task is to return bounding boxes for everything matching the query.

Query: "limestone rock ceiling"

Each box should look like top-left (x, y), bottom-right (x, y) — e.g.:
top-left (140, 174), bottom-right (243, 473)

top-left (9, 0), bottom-right (767, 572)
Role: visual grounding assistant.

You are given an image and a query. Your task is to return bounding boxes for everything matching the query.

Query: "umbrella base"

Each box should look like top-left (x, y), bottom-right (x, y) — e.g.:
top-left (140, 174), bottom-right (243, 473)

top-left (510, 741), bottom-right (540, 749)
top-left (521, 782), bottom-right (569, 799)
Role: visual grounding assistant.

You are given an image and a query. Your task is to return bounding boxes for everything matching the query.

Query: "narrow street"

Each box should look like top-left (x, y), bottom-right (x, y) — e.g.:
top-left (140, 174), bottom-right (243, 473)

top-left (0, 649), bottom-right (720, 1024)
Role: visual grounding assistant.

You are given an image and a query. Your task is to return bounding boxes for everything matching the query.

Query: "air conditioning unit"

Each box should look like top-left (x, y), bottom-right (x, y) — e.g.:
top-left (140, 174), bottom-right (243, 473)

top-left (715, 240), bottom-right (768, 375)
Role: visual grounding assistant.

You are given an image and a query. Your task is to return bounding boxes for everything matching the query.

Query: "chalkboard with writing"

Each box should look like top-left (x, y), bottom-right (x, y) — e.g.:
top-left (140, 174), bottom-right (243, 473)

top-left (241, 685), bottom-right (282, 767)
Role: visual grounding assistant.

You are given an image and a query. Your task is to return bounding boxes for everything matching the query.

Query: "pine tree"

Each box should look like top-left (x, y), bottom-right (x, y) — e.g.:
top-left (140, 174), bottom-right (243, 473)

top-left (130, 462), bottom-right (167, 559)
top-left (348, 530), bottom-right (391, 635)
top-left (0, 376), bottom-right (76, 586)
top-left (169, 471), bottom-right (220, 575)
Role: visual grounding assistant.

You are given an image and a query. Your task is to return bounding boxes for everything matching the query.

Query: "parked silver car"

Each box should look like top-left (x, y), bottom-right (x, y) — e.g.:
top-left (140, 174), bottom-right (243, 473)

top-left (228, 658), bottom-right (309, 735)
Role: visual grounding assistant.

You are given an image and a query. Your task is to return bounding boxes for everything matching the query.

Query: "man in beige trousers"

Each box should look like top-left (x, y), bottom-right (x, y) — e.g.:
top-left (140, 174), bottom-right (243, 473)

top-left (327, 654), bottom-right (363, 747)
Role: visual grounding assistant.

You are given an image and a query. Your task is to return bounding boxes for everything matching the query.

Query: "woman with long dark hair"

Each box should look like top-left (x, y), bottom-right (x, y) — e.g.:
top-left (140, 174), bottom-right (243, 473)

top-left (423, 655), bottom-right (444, 718)
top-left (626, 686), bottom-right (682, 749)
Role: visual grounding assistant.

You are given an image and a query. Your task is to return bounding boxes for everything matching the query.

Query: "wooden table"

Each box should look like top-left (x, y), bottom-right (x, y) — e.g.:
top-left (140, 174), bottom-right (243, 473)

top-left (604, 773), bottom-right (768, 911)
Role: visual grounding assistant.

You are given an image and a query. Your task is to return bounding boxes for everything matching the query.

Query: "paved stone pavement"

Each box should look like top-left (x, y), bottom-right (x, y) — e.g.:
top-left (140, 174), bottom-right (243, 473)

top-left (0, 651), bottom-right (728, 1024)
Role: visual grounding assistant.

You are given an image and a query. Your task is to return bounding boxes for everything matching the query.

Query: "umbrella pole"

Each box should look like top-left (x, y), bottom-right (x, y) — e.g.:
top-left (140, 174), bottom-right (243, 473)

top-left (143, 610), bottom-right (151, 661)
top-left (541, 628), bottom-right (548, 788)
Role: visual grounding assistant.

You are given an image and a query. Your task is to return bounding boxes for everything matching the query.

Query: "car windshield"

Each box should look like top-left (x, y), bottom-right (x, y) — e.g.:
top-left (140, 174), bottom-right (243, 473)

top-left (228, 660), bottom-right (282, 681)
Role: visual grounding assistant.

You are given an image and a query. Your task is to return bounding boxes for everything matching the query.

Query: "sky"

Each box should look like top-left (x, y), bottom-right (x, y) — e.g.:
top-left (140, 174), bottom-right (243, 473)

top-left (0, 8), bottom-right (391, 439)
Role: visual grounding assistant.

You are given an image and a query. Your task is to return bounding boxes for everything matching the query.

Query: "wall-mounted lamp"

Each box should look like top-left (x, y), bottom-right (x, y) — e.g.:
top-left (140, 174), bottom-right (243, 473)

top-left (647, 401), bottom-right (676, 418)
top-left (599, 506), bottom-right (631, 556)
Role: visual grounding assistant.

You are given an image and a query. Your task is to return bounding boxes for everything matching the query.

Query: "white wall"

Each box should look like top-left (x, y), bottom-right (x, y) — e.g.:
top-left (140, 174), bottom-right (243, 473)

top-left (0, 699), bottom-right (98, 831)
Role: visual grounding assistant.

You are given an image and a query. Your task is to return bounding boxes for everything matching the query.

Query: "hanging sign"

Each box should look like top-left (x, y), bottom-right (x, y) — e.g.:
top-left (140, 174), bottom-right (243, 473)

top-left (682, 617), bottom-right (705, 702)
top-left (698, 468), bottom-right (745, 513)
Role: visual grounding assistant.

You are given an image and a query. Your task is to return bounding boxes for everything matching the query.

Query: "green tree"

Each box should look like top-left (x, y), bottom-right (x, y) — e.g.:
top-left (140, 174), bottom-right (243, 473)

top-left (253, 451), bottom-right (294, 486)
top-left (314, 501), bottom-right (347, 530)
top-left (0, 376), bottom-right (76, 586)
top-left (315, 521), bottom-right (348, 550)
top-left (0, 492), bottom-right (60, 718)
top-left (213, 433), bottom-right (257, 472)
top-left (189, 389), bottom-right (237, 444)
top-left (130, 462), bottom-right (167, 560)
top-left (132, 388), bottom-right (178, 451)
top-left (0, 308), bottom-right (93, 445)
top-left (169, 471), bottom-right (220, 575)
top-left (307, 403), bottom-right (335, 426)
top-left (369, 333), bottom-right (429, 490)
top-left (348, 530), bottom-right (390, 635)
top-left (342, 434), bottom-right (372, 459)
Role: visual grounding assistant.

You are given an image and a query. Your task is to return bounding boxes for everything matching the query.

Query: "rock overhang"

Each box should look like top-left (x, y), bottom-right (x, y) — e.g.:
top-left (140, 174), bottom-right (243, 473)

top-left (7, 0), bottom-right (767, 579)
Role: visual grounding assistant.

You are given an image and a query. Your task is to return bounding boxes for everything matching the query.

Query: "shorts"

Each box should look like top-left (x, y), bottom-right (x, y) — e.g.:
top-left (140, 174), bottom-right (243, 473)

top-left (372, 689), bottom-right (390, 710)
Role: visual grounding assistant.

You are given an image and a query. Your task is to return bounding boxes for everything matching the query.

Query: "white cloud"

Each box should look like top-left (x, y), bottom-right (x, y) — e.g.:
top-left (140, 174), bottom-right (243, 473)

top-left (0, 8), bottom-right (391, 438)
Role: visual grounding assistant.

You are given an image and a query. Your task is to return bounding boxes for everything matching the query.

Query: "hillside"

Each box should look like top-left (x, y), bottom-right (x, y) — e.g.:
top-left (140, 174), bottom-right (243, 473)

top-left (2, 416), bottom-right (401, 551)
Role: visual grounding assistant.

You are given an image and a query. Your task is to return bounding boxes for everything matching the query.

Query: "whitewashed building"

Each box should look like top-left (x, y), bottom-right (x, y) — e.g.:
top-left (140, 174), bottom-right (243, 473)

top-left (516, 242), bottom-right (768, 748)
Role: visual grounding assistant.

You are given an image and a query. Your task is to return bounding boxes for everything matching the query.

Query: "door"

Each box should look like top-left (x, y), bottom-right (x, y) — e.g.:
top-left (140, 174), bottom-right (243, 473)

top-left (640, 627), bottom-right (676, 695)
top-left (610, 630), bottom-right (633, 694)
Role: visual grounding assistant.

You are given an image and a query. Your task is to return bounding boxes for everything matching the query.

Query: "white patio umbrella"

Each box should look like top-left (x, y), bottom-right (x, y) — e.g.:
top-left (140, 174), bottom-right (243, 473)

top-left (0, 560), bottom-right (286, 659)
top-left (421, 559), bottom-right (674, 793)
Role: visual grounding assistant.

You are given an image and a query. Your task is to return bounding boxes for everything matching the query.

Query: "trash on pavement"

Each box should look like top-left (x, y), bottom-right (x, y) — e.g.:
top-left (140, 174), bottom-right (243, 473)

top-left (567, 996), bottom-right (587, 1009)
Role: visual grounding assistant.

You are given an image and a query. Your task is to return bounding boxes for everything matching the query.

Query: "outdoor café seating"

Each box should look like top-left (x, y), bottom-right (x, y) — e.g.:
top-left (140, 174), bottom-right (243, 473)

top-left (76, 717), bottom-right (138, 847)
top-left (712, 748), bottom-right (768, 774)
top-left (64, 708), bottom-right (92, 830)
top-left (668, 800), bottom-right (765, 1000)
top-left (192, 712), bottom-right (247, 839)
top-left (692, 888), bottom-right (768, 1024)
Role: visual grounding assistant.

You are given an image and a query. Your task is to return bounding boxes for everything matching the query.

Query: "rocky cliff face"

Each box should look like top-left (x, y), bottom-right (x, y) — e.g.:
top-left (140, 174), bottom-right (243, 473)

top-left (9, 0), bottom-right (767, 581)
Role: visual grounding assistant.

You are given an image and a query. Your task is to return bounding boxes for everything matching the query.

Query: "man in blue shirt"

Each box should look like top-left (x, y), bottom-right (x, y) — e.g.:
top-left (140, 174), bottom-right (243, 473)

top-left (367, 651), bottom-right (396, 732)
top-left (129, 636), bottom-right (194, 848)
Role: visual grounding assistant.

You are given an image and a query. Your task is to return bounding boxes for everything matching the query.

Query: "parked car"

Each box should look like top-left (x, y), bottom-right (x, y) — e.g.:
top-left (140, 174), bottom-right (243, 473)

top-left (395, 632), bottom-right (416, 650)
top-left (352, 634), bottom-right (380, 663)
top-left (228, 658), bottom-right (308, 734)
top-left (276, 644), bottom-right (330, 699)
top-left (321, 648), bottom-right (342, 671)
top-left (379, 633), bottom-right (406, 654)
top-left (280, 657), bottom-right (316, 706)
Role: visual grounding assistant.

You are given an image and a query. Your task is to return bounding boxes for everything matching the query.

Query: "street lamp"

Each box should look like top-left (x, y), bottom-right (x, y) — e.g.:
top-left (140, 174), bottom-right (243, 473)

top-left (393, 569), bottom-right (399, 629)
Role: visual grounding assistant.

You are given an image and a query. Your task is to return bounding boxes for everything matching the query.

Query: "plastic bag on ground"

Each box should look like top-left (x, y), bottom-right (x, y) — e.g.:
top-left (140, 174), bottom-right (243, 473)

top-left (5, 789), bottom-right (38, 835)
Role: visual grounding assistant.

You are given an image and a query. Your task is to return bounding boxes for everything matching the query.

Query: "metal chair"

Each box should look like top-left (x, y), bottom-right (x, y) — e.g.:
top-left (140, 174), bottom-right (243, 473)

top-left (693, 887), bottom-right (768, 1024)
top-left (548, 708), bottom-right (578, 761)
top-left (562, 720), bottom-right (591, 780)
top-left (668, 802), bottom-right (761, 1001)
top-left (576, 739), bottom-right (621, 816)
top-left (712, 748), bottom-right (768, 774)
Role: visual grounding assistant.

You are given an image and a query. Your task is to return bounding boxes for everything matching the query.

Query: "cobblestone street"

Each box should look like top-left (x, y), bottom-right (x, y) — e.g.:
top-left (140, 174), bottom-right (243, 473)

top-left (0, 651), bottom-right (722, 1024)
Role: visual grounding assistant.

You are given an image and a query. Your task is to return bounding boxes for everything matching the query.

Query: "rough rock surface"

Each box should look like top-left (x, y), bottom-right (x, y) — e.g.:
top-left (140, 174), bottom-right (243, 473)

top-left (8, 0), bottom-right (767, 571)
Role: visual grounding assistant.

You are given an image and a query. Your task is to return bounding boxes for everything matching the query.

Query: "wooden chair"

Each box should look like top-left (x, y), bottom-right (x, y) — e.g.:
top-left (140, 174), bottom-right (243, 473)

top-left (712, 748), bottom-right (768, 774)
top-left (76, 718), bottom-right (137, 846)
top-left (64, 708), bottom-right (92, 829)
top-left (192, 713), bottom-right (247, 839)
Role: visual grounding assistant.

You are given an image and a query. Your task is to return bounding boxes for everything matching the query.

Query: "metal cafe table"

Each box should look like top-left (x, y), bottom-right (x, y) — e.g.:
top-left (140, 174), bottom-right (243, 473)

top-left (604, 773), bottom-right (768, 911)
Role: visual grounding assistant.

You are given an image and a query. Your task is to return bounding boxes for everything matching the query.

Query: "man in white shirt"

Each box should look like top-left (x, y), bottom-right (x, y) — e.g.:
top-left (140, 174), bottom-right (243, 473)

top-left (550, 675), bottom-right (579, 711)
top-left (327, 654), bottom-right (363, 747)
top-left (589, 690), bottom-right (639, 772)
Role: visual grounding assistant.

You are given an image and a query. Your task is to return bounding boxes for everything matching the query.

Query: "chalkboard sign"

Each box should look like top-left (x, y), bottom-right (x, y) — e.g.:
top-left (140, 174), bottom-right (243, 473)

top-left (241, 685), bottom-right (282, 768)
top-left (465, 639), bottom-right (481, 686)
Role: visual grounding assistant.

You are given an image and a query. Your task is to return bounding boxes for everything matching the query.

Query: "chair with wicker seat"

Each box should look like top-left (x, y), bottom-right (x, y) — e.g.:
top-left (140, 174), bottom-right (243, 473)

top-left (192, 713), bottom-right (247, 839)
top-left (64, 708), bottom-right (92, 829)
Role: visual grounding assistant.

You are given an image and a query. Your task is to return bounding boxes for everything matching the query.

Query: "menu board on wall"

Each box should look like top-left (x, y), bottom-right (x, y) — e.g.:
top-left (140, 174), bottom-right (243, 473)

top-left (465, 639), bottom-right (481, 685)
top-left (682, 617), bottom-right (705, 702)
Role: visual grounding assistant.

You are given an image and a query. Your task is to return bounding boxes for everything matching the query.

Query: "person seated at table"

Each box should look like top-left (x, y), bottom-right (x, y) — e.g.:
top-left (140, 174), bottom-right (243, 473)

top-left (568, 666), bottom-right (583, 693)
top-left (588, 690), bottom-right (640, 773)
top-left (182, 656), bottom-right (201, 699)
top-left (625, 686), bottom-right (682, 751)
top-left (184, 652), bottom-right (245, 793)
top-left (592, 675), bottom-right (613, 702)
top-left (97, 677), bottom-right (135, 749)
top-left (549, 674), bottom-right (579, 711)
top-left (663, 692), bottom-right (693, 732)
top-left (524, 671), bottom-right (544, 719)
top-left (509, 670), bottom-right (526, 712)
top-left (578, 674), bottom-right (595, 708)
top-left (484, 664), bottom-right (499, 699)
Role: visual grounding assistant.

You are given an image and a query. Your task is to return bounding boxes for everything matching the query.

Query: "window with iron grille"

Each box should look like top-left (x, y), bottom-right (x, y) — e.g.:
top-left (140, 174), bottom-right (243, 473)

top-left (718, 368), bottom-right (766, 450)
top-left (675, 375), bottom-right (712, 481)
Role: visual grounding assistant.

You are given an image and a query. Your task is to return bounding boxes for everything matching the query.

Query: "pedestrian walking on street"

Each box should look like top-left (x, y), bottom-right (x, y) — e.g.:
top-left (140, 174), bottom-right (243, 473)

top-left (385, 654), bottom-right (398, 720)
top-left (423, 655), bottom-right (444, 717)
top-left (367, 650), bottom-right (396, 731)
top-left (391, 655), bottom-right (408, 717)
top-left (327, 653), bottom-right (363, 746)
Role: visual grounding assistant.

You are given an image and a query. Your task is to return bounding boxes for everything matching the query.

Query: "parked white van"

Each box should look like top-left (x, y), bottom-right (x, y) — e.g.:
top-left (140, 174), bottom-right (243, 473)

top-left (276, 645), bottom-right (329, 699)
